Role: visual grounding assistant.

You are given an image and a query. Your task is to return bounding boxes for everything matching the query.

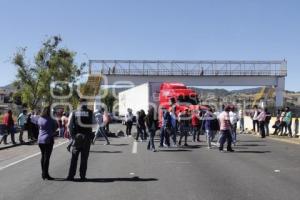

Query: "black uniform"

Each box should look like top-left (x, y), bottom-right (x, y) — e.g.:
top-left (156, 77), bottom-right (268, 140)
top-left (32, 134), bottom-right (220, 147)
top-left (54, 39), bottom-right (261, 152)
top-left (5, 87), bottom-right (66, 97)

top-left (67, 106), bottom-right (93, 180)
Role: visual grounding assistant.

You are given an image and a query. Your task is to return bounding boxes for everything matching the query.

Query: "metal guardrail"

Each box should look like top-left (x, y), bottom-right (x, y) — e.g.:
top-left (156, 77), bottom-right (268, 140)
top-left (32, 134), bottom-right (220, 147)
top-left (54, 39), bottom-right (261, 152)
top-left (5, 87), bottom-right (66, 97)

top-left (89, 60), bottom-right (287, 77)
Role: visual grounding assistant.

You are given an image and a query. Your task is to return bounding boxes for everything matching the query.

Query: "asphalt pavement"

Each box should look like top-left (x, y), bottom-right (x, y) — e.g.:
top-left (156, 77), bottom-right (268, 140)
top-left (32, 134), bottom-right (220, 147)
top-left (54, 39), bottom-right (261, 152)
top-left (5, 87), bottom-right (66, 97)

top-left (1, 124), bottom-right (300, 200)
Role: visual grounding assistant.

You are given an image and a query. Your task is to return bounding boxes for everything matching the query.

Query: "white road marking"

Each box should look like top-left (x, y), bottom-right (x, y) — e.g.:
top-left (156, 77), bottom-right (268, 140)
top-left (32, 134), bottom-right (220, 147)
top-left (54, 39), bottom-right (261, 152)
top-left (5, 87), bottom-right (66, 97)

top-left (129, 172), bottom-right (135, 175)
top-left (274, 170), bottom-right (280, 173)
top-left (132, 141), bottom-right (138, 154)
top-left (0, 140), bottom-right (69, 171)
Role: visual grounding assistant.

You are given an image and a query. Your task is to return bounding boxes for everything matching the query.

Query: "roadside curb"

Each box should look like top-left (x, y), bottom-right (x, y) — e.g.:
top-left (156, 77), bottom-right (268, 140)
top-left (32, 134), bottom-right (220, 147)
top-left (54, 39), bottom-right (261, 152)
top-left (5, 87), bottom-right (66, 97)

top-left (245, 131), bottom-right (300, 145)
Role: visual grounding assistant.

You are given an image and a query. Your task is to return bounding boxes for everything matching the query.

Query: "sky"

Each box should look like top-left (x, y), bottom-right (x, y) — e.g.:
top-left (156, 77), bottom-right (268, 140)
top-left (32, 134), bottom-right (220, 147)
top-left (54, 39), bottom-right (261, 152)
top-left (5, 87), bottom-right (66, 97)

top-left (0, 0), bottom-right (300, 91)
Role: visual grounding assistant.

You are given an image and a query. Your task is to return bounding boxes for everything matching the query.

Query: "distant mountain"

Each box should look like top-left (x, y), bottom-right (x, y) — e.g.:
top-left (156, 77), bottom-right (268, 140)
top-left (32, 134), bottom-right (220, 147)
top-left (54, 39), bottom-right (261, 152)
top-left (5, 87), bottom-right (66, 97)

top-left (0, 83), bottom-right (16, 92)
top-left (230, 87), bottom-right (261, 94)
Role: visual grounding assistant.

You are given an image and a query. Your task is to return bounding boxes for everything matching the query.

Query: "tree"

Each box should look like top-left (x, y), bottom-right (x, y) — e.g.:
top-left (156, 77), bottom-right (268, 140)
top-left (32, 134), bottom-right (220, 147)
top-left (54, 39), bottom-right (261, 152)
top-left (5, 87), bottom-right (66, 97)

top-left (13, 36), bottom-right (84, 110)
top-left (101, 89), bottom-right (117, 112)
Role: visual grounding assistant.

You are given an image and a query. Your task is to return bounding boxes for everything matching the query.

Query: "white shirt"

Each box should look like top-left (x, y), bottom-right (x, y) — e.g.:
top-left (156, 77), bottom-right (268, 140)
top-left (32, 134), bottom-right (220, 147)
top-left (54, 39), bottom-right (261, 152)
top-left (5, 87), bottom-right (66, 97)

top-left (229, 111), bottom-right (239, 125)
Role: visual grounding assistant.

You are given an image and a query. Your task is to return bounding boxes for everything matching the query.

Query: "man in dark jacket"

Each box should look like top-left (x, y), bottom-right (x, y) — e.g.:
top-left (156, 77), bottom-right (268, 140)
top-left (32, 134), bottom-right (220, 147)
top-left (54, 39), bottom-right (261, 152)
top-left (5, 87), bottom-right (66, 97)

top-left (67, 99), bottom-right (93, 181)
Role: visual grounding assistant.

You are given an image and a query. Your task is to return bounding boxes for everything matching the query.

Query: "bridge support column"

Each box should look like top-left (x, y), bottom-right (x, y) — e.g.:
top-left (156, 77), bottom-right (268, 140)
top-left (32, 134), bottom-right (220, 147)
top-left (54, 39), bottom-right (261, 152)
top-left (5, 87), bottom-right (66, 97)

top-left (275, 77), bottom-right (285, 108)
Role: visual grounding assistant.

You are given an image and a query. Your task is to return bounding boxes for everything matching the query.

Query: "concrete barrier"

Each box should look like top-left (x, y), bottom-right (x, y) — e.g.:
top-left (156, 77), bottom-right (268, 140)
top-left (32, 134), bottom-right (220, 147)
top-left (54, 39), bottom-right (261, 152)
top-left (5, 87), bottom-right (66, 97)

top-left (240, 116), bottom-right (299, 136)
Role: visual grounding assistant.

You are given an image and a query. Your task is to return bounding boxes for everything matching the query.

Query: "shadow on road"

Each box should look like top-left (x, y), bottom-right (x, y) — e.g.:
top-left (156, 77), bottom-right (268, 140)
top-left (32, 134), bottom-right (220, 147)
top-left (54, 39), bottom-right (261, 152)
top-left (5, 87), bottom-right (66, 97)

top-left (159, 149), bottom-right (192, 152)
top-left (237, 144), bottom-right (266, 147)
top-left (53, 176), bottom-right (158, 183)
top-left (238, 140), bottom-right (264, 143)
top-left (234, 150), bottom-right (271, 154)
top-left (181, 145), bottom-right (201, 149)
top-left (109, 144), bottom-right (129, 146)
top-left (0, 140), bottom-right (36, 151)
top-left (89, 150), bottom-right (122, 153)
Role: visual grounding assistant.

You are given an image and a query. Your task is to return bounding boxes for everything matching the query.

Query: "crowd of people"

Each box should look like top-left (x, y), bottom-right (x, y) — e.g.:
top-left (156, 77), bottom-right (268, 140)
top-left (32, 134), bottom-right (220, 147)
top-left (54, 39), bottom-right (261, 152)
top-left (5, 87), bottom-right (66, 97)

top-left (250, 106), bottom-right (299, 138)
top-left (124, 105), bottom-right (244, 152)
top-left (123, 105), bottom-right (300, 152)
top-left (0, 102), bottom-right (300, 181)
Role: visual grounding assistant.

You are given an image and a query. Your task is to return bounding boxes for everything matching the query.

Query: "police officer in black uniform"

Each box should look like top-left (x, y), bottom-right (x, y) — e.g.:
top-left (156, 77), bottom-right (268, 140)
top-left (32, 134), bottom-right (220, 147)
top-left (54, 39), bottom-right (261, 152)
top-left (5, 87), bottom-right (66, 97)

top-left (67, 99), bottom-right (93, 181)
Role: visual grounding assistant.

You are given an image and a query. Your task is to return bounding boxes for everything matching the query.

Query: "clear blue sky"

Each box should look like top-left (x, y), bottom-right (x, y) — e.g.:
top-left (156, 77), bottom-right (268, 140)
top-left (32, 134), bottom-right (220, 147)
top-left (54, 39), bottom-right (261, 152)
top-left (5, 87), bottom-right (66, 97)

top-left (0, 0), bottom-right (299, 91)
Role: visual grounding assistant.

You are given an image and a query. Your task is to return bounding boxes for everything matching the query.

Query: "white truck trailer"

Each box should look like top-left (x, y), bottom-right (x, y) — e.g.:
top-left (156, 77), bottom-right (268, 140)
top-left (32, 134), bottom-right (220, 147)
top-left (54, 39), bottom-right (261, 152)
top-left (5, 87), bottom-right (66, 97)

top-left (118, 82), bottom-right (161, 117)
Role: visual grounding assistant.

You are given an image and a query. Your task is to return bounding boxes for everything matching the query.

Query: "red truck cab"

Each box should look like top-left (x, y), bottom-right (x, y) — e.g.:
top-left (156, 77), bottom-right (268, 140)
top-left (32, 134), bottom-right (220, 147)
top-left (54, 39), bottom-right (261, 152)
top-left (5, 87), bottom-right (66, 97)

top-left (158, 82), bottom-right (206, 126)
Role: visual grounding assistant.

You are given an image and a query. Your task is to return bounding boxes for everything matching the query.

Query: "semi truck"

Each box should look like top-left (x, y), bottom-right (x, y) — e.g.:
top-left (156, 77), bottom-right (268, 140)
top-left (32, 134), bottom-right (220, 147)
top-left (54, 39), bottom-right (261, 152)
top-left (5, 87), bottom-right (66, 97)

top-left (118, 82), bottom-right (206, 124)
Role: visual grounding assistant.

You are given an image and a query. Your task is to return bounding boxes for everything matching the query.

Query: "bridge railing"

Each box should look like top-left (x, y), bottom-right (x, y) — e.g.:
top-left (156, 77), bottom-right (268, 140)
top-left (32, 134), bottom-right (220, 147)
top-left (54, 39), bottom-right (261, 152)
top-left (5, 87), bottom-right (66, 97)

top-left (89, 60), bottom-right (287, 77)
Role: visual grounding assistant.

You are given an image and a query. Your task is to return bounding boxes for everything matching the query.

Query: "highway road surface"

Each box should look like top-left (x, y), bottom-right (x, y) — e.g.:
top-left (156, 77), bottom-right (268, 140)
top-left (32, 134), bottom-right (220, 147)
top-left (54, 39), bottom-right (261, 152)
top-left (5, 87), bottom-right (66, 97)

top-left (1, 124), bottom-right (300, 200)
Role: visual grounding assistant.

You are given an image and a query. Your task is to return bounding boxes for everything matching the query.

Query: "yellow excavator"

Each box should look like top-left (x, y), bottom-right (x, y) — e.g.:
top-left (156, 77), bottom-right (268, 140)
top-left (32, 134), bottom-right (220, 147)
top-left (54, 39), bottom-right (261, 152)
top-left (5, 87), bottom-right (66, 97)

top-left (252, 86), bottom-right (275, 108)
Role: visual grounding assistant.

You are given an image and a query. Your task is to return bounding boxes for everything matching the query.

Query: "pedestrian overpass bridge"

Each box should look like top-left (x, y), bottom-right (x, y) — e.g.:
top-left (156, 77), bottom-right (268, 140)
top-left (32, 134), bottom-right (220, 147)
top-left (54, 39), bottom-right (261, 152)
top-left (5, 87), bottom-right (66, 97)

top-left (88, 60), bottom-right (287, 107)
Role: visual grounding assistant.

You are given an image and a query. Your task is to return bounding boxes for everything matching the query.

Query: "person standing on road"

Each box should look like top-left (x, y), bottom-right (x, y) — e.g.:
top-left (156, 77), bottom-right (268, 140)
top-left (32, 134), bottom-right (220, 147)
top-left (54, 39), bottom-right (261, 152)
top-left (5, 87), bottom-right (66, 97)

top-left (67, 99), bottom-right (93, 181)
top-left (103, 111), bottom-right (111, 135)
top-left (191, 110), bottom-right (200, 142)
top-left (283, 107), bottom-right (292, 137)
top-left (178, 109), bottom-right (190, 146)
top-left (125, 108), bottom-right (133, 136)
top-left (218, 106), bottom-right (234, 152)
top-left (162, 110), bottom-right (172, 147)
top-left (251, 105), bottom-right (260, 133)
top-left (26, 113), bottom-right (34, 141)
top-left (169, 107), bottom-right (177, 146)
top-left (238, 108), bottom-right (245, 133)
top-left (278, 109), bottom-right (287, 136)
top-left (159, 108), bottom-right (166, 147)
top-left (140, 110), bottom-right (147, 140)
top-left (2, 110), bottom-right (16, 145)
top-left (204, 107), bottom-right (214, 149)
top-left (146, 106), bottom-right (157, 152)
top-left (61, 112), bottom-right (69, 139)
top-left (294, 117), bottom-right (299, 137)
top-left (229, 107), bottom-right (239, 145)
top-left (264, 110), bottom-right (272, 136)
top-left (37, 106), bottom-right (57, 180)
top-left (272, 109), bottom-right (282, 135)
top-left (32, 111), bottom-right (40, 140)
top-left (17, 110), bottom-right (27, 143)
top-left (57, 113), bottom-right (64, 138)
top-left (93, 109), bottom-right (110, 145)
top-left (257, 108), bottom-right (267, 138)
top-left (136, 110), bottom-right (145, 141)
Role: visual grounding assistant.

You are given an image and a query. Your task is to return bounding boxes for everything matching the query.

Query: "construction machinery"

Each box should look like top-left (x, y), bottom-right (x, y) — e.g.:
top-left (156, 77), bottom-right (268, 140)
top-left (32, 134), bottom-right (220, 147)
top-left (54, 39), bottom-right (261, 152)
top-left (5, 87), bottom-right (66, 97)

top-left (80, 75), bottom-right (102, 110)
top-left (252, 86), bottom-right (275, 108)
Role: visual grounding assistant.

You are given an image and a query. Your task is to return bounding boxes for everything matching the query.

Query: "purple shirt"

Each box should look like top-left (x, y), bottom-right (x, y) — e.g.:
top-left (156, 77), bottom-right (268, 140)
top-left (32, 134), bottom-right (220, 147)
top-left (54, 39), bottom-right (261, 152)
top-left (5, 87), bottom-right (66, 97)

top-left (37, 117), bottom-right (57, 144)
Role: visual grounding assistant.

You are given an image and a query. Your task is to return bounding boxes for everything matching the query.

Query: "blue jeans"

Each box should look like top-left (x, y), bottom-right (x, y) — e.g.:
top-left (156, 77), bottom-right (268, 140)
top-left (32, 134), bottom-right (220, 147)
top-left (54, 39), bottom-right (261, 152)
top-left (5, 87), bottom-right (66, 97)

top-left (171, 127), bottom-right (177, 145)
top-left (160, 127), bottom-right (170, 146)
top-left (94, 125), bottom-right (109, 143)
top-left (219, 130), bottom-right (232, 151)
top-left (231, 123), bottom-right (237, 144)
top-left (206, 130), bottom-right (215, 147)
top-left (147, 129), bottom-right (156, 150)
top-left (192, 126), bottom-right (200, 141)
top-left (160, 127), bottom-right (164, 146)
